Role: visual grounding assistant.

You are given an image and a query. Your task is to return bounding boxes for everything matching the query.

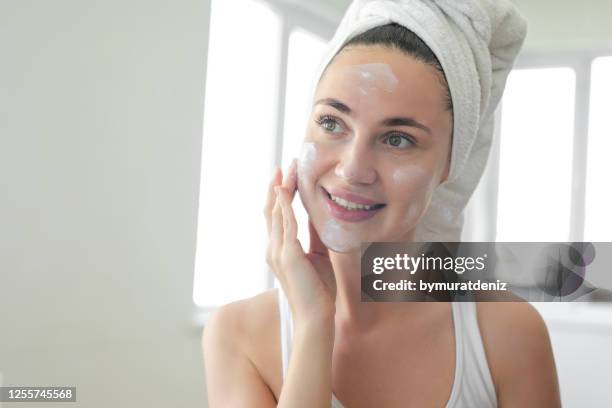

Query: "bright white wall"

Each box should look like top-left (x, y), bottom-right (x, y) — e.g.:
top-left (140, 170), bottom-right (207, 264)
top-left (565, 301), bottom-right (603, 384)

top-left (0, 0), bottom-right (210, 406)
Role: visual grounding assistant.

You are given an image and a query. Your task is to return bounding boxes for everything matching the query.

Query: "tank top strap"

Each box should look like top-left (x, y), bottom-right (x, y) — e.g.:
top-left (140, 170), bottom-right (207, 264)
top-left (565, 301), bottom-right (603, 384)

top-left (451, 301), bottom-right (498, 407)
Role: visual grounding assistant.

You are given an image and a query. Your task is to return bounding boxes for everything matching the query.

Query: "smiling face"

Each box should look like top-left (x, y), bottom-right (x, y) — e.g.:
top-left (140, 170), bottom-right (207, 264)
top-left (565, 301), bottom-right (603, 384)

top-left (297, 45), bottom-right (453, 253)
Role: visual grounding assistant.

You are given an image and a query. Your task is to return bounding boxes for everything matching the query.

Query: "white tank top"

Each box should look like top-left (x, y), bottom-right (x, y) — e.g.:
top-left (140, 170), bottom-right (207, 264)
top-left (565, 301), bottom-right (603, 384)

top-left (277, 288), bottom-right (497, 407)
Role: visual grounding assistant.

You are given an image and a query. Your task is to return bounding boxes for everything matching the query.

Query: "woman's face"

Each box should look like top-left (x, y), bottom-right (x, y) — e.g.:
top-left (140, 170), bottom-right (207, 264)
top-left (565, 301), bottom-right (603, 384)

top-left (297, 45), bottom-right (453, 253)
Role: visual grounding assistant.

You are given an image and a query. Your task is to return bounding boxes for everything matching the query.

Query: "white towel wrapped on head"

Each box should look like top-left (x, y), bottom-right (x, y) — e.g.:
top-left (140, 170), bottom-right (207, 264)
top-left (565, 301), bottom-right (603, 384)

top-left (309, 0), bottom-right (527, 242)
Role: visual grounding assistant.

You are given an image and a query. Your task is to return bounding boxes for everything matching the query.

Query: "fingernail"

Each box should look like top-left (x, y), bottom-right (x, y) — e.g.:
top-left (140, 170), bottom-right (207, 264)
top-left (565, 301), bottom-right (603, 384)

top-left (274, 186), bottom-right (280, 195)
top-left (271, 167), bottom-right (279, 182)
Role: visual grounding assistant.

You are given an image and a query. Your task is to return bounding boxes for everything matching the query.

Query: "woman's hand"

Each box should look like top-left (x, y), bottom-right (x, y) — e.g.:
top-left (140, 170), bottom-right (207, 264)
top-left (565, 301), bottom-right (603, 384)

top-left (264, 159), bottom-right (336, 329)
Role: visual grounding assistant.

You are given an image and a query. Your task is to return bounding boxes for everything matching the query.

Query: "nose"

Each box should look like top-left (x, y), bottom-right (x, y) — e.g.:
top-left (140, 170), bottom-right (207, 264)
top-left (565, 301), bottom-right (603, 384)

top-left (334, 137), bottom-right (377, 185)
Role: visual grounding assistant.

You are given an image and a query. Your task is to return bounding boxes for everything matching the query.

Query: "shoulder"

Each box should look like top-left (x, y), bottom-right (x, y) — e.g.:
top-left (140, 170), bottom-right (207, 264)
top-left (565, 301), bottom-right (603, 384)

top-left (206, 289), bottom-right (278, 334)
top-left (203, 288), bottom-right (280, 353)
top-left (475, 301), bottom-right (561, 407)
top-left (475, 301), bottom-right (550, 361)
top-left (202, 289), bottom-right (282, 399)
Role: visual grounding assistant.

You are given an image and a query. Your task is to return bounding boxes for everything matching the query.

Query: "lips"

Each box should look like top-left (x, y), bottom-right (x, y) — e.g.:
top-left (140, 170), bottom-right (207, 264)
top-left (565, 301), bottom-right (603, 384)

top-left (325, 187), bottom-right (383, 206)
top-left (320, 186), bottom-right (386, 222)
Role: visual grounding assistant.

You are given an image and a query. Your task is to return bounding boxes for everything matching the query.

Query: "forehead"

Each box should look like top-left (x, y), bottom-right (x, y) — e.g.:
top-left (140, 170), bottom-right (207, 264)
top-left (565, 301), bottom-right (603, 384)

top-left (315, 45), bottom-right (446, 116)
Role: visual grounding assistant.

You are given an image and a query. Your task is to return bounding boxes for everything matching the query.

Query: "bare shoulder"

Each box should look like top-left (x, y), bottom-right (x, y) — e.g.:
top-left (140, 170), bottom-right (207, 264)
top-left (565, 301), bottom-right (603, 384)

top-left (475, 301), bottom-right (550, 362)
top-left (204, 288), bottom-right (280, 344)
top-left (202, 289), bottom-right (282, 402)
top-left (475, 301), bottom-right (562, 407)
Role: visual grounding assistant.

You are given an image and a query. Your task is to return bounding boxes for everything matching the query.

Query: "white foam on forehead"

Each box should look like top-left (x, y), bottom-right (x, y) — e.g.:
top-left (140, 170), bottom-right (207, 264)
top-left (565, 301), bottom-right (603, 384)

top-left (341, 63), bottom-right (399, 94)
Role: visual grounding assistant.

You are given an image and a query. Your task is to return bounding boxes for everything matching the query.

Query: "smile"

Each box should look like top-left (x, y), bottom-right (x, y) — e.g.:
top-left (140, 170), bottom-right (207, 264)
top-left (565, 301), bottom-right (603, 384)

top-left (328, 193), bottom-right (384, 211)
top-left (321, 187), bottom-right (386, 222)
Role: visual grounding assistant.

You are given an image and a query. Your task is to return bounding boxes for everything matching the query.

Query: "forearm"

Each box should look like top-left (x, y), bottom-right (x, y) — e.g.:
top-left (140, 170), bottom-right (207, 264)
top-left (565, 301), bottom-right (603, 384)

top-left (277, 320), bottom-right (335, 408)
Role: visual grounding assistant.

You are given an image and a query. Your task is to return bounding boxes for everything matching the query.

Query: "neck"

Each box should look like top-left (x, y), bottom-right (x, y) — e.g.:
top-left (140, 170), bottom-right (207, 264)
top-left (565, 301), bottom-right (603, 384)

top-left (329, 228), bottom-right (420, 331)
top-left (330, 251), bottom-right (365, 324)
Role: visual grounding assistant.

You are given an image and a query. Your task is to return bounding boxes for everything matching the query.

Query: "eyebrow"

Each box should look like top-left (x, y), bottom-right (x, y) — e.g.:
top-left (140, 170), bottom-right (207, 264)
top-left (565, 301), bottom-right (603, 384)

top-left (314, 97), bottom-right (432, 135)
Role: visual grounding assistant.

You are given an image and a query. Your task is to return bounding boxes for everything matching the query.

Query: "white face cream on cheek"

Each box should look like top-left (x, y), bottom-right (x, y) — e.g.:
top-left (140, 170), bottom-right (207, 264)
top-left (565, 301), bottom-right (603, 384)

top-left (296, 142), bottom-right (318, 215)
top-left (298, 142), bottom-right (317, 178)
top-left (320, 219), bottom-right (361, 253)
top-left (295, 141), bottom-right (360, 253)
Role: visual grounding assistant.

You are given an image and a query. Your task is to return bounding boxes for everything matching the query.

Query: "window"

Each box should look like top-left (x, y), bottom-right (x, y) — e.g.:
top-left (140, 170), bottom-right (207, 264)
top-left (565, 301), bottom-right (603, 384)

top-left (194, 0), bottom-right (333, 311)
top-left (193, 0), bottom-right (282, 307)
top-left (496, 67), bottom-right (576, 241)
top-left (584, 56), bottom-right (612, 241)
top-left (495, 55), bottom-right (612, 244)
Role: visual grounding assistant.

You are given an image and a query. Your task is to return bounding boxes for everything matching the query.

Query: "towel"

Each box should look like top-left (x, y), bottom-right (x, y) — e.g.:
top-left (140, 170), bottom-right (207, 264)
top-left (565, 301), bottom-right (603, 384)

top-left (307, 0), bottom-right (527, 242)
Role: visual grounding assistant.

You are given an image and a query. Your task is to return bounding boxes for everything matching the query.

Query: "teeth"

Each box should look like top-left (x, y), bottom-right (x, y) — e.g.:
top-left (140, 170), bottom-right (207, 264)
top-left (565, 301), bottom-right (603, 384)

top-left (329, 194), bottom-right (374, 211)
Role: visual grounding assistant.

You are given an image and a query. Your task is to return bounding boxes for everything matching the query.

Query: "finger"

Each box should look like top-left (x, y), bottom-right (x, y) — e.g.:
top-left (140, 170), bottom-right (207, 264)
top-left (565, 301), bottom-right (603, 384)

top-left (278, 187), bottom-right (298, 244)
top-left (264, 167), bottom-right (282, 234)
top-left (308, 218), bottom-right (329, 257)
top-left (288, 158), bottom-right (298, 199)
top-left (270, 186), bottom-right (284, 252)
top-left (279, 191), bottom-right (306, 264)
top-left (282, 159), bottom-right (298, 200)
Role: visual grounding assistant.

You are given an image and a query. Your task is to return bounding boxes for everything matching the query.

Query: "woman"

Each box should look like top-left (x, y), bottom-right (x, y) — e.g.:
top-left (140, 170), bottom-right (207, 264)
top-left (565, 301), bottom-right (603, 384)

top-left (203, 1), bottom-right (561, 407)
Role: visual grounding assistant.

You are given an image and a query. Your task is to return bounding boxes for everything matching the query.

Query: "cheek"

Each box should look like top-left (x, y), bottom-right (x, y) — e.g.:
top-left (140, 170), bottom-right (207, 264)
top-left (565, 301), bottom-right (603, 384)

top-left (296, 140), bottom-right (340, 184)
top-left (296, 142), bottom-right (317, 213)
top-left (391, 165), bottom-right (436, 193)
top-left (297, 142), bottom-right (317, 180)
top-left (295, 142), bottom-right (361, 253)
top-left (296, 142), bottom-right (333, 209)
top-left (390, 165), bottom-right (437, 223)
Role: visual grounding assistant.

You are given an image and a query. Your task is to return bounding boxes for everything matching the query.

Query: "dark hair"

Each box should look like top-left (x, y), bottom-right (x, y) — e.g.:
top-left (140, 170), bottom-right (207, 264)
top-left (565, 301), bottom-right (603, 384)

top-left (329, 23), bottom-right (453, 113)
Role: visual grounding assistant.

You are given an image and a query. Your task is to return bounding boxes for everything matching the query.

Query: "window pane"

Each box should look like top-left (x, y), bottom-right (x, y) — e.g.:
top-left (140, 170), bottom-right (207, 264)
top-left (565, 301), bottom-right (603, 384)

top-left (193, 0), bottom-right (281, 307)
top-left (281, 28), bottom-right (327, 253)
top-left (585, 56), bottom-right (612, 241)
top-left (497, 68), bottom-right (576, 241)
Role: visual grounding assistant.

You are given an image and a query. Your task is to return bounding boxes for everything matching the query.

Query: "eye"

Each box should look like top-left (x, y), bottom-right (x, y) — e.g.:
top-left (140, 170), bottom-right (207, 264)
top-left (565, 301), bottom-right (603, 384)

top-left (384, 133), bottom-right (415, 149)
top-left (316, 115), bottom-right (344, 134)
